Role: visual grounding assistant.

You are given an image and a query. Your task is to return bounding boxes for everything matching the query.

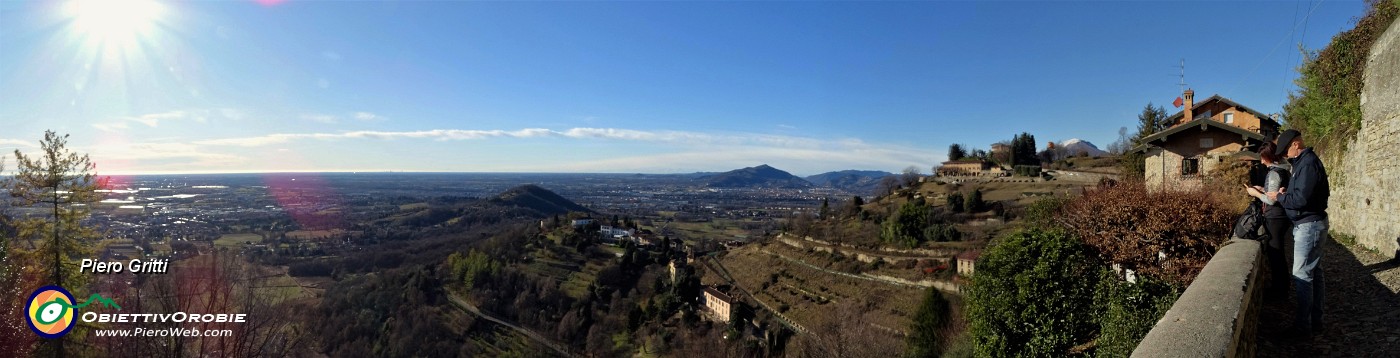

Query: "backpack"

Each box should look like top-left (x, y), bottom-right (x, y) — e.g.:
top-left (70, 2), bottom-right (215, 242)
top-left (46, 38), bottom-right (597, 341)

top-left (1231, 200), bottom-right (1267, 241)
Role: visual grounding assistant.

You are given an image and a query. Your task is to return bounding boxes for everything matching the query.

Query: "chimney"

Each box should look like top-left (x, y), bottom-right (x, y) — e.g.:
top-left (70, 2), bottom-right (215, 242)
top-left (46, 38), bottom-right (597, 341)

top-left (1182, 89), bottom-right (1195, 123)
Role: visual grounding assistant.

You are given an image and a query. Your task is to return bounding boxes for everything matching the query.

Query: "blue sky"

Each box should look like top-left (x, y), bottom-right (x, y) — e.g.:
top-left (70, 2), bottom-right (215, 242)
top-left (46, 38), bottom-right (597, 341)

top-left (0, 0), bottom-right (1370, 175)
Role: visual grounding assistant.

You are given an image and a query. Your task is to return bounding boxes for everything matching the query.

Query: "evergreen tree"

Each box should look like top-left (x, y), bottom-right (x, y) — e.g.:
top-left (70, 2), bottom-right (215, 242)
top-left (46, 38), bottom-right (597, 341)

top-left (1011, 133), bottom-right (1039, 166)
top-left (1133, 103), bottom-right (1171, 142)
top-left (948, 144), bottom-right (967, 161)
top-left (907, 287), bottom-right (952, 358)
top-left (965, 189), bottom-right (984, 213)
top-left (819, 198), bottom-right (830, 219)
top-left (946, 191), bottom-right (965, 213)
top-left (2, 131), bottom-right (105, 356)
top-left (881, 201), bottom-right (930, 248)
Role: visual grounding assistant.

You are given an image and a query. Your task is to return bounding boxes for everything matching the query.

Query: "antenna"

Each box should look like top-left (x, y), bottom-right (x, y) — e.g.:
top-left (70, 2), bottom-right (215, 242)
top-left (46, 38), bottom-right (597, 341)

top-left (1176, 58), bottom-right (1187, 92)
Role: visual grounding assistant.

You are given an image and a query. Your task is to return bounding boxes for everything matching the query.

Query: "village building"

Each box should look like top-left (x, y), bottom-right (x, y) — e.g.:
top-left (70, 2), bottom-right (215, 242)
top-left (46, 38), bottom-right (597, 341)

top-left (956, 250), bottom-right (981, 276)
top-left (938, 159), bottom-right (994, 176)
top-left (1132, 89), bottom-right (1281, 190)
top-left (702, 286), bottom-right (736, 323)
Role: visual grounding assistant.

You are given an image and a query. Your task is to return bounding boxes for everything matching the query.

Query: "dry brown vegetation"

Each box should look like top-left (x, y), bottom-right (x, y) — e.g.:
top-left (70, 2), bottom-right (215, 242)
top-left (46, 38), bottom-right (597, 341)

top-left (1056, 180), bottom-right (1234, 286)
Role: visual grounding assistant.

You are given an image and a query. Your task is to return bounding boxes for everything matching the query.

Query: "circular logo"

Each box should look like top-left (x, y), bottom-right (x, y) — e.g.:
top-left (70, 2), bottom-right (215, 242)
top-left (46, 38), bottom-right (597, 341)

top-left (25, 286), bottom-right (76, 339)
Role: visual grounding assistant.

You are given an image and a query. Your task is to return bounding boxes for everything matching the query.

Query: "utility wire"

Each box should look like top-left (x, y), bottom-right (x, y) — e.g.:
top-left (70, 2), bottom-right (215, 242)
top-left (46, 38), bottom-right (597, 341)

top-left (1227, 0), bottom-right (1326, 96)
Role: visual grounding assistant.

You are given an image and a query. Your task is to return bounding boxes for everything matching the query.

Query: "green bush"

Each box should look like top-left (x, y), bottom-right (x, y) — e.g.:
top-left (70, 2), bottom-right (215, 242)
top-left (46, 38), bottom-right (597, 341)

top-left (967, 229), bottom-right (1100, 357)
top-left (1013, 165), bottom-right (1041, 177)
top-left (946, 191), bottom-right (965, 213)
top-left (1093, 272), bottom-right (1181, 357)
top-left (882, 201), bottom-right (931, 248)
top-left (964, 189), bottom-right (984, 213)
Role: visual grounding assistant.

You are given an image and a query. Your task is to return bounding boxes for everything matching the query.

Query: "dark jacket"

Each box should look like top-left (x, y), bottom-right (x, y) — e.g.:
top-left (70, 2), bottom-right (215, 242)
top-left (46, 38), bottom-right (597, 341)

top-left (1281, 148), bottom-right (1329, 223)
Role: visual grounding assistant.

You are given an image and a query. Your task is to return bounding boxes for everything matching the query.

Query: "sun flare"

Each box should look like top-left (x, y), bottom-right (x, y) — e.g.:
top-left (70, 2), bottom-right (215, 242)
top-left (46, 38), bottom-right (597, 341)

top-left (64, 0), bottom-right (164, 47)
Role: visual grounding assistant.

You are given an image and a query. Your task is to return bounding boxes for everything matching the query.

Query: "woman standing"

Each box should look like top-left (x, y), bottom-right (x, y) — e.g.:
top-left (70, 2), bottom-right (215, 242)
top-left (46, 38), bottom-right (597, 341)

top-left (1246, 142), bottom-right (1292, 300)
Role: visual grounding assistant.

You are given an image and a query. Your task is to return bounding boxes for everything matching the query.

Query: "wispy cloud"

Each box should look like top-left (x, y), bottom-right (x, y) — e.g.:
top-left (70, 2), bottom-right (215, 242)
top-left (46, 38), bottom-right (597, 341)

top-left (127, 110), bottom-right (191, 127)
top-left (92, 109), bottom-right (240, 132)
top-left (352, 112), bottom-right (384, 122)
top-left (321, 51), bottom-right (341, 61)
top-left (0, 139), bottom-right (37, 148)
top-left (301, 114), bottom-right (338, 124)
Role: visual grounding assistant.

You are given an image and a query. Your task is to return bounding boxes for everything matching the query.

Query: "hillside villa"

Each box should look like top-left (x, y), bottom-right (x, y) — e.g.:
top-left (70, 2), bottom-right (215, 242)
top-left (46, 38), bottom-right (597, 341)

top-left (702, 286), bottom-right (736, 323)
top-left (1132, 89), bottom-right (1281, 190)
top-left (938, 159), bottom-right (1006, 176)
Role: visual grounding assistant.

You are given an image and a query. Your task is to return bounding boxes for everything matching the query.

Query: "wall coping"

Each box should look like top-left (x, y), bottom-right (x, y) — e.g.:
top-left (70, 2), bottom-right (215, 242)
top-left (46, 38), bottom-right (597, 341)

top-left (1132, 239), bottom-right (1264, 357)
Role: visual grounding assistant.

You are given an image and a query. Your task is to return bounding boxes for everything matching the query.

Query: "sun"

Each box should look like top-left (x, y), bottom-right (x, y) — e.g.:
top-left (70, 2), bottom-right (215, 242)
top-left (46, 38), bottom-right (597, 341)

top-left (64, 0), bottom-right (165, 48)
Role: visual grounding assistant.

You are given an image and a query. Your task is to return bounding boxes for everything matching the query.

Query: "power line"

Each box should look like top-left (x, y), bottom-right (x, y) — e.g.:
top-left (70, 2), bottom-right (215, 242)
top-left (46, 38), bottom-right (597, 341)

top-left (1227, 0), bottom-right (1326, 95)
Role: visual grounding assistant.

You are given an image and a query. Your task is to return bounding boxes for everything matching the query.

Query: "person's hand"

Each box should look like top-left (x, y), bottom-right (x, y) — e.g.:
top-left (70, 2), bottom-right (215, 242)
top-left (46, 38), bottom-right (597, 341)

top-left (1266, 191), bottom-right (1280, 201)
top-left (1246, 187), bottom-right (1261, 196)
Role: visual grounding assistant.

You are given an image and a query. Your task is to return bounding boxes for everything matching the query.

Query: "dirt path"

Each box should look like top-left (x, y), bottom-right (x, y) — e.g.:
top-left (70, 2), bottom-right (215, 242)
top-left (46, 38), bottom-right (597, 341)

top-left (446, 291), bottom-right (578, 358)
top-left (1257, 238), bottom-right (1400, 357)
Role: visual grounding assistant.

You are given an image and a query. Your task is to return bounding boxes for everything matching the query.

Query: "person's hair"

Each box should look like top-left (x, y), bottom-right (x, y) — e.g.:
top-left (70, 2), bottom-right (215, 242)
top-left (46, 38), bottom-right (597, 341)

top-left (1259, 142), bottom-right (1279, 163)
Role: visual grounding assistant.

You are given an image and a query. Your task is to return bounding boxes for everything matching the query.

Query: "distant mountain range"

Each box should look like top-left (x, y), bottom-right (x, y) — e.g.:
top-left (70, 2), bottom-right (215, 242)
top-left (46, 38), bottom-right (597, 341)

top-left (701, 164), bottom-right (812, 189)
top-left (804, 170), bottom-right (893, 195)
top-left (1059, 138), bottom-right (1107, 157)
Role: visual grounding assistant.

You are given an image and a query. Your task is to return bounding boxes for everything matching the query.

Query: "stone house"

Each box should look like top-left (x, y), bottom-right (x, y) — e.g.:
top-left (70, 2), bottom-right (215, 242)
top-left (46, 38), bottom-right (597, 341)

top-left (956, 250), bottom-right (981, 276)
top-left (702, 286), bottom-right (735, 323)
top-left (1133, 89), bottom-right (1281, 190)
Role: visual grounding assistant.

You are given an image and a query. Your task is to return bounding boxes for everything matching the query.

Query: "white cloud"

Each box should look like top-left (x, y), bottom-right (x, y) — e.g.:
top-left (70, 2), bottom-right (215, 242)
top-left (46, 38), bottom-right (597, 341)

top-left (127, 110), bottom-right (189, 127)
top-left (301, 114), bottom-right (338, 124)
top-left (91, 109), bottom-right (240, 132)
top-left (352, 112), bottom-right (384, 121)
top-left (93, 122), bottom-right (130, 132)
top-left (0, 139), bottom-right (36, 148)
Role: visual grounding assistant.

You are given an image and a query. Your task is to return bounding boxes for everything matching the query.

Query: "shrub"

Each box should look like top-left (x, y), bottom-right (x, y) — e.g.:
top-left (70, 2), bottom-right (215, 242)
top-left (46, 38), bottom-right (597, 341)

top-left (1056, 180), bottom-right (1232, 286)
top-left (964, 189), bottom-right (984, 213)
top-left (967, 229), bottom-right (1100, 357)
top-left (1023, 195), bottom-right (1070, 230)
top-left (1094, 272), bottom-right (1181, 357)
top-left (1013, 165), bottom-right (1041, 177)
top-left (946, 191), bottom-right (965, 213)
top-left (882, 201), bottom-right (931, 248)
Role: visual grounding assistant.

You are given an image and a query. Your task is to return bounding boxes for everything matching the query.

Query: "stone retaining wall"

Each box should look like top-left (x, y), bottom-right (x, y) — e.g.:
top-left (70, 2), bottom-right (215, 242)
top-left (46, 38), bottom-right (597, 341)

top-left (1132, 239), bottom-right (1264, 357)
top-left (1331, 17), bottom-right (1400, 259)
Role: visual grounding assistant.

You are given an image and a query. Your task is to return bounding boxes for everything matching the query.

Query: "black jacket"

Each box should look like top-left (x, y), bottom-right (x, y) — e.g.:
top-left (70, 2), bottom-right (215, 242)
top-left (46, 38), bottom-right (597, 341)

top-left (1281, 148), bottom-right (1329, 223)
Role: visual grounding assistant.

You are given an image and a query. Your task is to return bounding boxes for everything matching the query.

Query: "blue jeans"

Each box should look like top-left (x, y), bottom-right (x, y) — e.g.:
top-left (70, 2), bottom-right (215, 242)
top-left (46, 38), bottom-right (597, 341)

top-left (1292, 219), bottom-right (1328, 333)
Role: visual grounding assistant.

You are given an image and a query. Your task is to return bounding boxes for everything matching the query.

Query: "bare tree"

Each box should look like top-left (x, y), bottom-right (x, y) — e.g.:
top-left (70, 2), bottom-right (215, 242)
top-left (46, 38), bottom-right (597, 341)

top-left (877, 175), bottom-right (901, 197)
top-left (901, 166), bottom-right (923, 188)
top-left (0, 158), bottom-right (36, 356)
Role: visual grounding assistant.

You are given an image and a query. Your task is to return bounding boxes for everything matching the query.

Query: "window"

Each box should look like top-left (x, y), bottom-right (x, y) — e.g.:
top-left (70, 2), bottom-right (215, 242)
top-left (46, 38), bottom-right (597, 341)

top-left (1223, 112), bottom-right (1235, 124)
top-left (1181, 158), bottom-right (1200, 177)
top-left (1199, 138), bottom-right (1214, 148)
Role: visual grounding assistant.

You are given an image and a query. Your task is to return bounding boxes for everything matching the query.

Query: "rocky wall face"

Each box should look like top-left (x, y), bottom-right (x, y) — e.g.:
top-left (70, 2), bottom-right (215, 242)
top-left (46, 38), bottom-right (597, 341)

top-left (1332, 19), bottom-right (1400, 259)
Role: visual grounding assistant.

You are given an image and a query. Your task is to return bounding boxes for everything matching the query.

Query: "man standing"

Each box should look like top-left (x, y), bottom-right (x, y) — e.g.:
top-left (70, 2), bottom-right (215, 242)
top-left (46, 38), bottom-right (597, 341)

top-left (1267, 129), bottom-right (1330, 337)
